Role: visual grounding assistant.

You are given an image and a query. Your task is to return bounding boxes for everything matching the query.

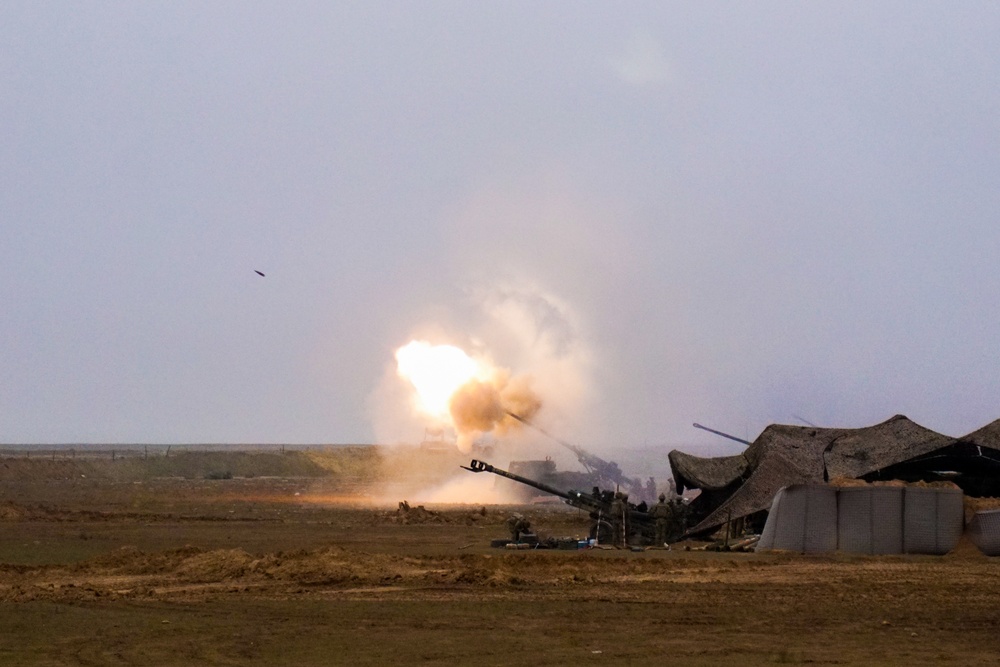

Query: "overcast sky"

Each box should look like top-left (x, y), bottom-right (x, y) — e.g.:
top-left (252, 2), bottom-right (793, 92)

top-left (3, 2), bottom-right (999, 455)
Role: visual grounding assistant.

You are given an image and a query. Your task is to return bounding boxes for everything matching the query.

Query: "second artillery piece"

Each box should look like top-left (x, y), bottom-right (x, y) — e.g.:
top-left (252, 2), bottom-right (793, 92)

top-left (505, 412), bottom-right (656, 504)
top-left (463, 459), bottom-right (686, 546)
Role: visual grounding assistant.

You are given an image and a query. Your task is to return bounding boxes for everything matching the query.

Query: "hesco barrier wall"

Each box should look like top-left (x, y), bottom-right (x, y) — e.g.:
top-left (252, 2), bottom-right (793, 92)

top-left (903, 487), bottom-right (964, 555)
top-left (757, 484), bottom-right (964, 555)
top-left (757, 485), bottom-right (837, 553)
top-left (968, 509), bottom-right (1000, 556)
top-left (838, 486), bottom-right (904, 555)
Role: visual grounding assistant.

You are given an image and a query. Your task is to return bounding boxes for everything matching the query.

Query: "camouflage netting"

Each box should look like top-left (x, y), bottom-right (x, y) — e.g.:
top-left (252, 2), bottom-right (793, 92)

top-left (667, 451), bottom-right (749, 492)
top-left (672, 415), bottom-right (1000, 535)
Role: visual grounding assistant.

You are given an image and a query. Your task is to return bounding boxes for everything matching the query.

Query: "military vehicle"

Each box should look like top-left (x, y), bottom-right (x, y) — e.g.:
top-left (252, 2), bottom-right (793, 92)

top-left (418, 427), bottom-right (452, 454)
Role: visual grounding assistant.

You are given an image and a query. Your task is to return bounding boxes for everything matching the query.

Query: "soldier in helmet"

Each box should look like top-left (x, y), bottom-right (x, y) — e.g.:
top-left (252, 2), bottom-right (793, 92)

top-left (609, 492), bottom-right (626, 548)
top-left (507, 513), bottom-right (531, 543)
top-left (621, 493), bottom-right (631, 547)
top-left (670, 496), bottom-right (690, 542)
top-left (651, 493), bottom-right (673, 546)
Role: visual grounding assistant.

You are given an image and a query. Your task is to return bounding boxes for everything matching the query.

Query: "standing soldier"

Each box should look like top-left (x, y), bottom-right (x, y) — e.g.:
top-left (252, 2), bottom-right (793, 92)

top-left (670, 497), bottom-right (689, 540)
top-left (621, 493), bottom-right (631, 548)
top-left (651, 493), bottom-right (673, 546)
top-left (645, 477), bottom-right (657, 504)
top-left (609, 492), bottom-right (626, 548)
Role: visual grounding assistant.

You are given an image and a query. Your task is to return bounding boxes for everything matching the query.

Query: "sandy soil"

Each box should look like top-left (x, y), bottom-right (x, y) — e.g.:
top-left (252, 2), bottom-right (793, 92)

top-left (0, 449), bottom-right (999, 665)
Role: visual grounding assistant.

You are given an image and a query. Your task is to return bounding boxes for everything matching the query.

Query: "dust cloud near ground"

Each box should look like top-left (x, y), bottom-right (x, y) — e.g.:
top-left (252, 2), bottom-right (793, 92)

top-left (1, 447), bottom-right (1000, 666)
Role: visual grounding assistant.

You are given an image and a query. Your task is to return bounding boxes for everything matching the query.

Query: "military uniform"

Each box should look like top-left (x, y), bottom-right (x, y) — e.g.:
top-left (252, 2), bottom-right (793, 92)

top-left (651, 493), bottom-right (673, 546)
top-left (621, 493), bottom-right (631, 547)
top-left (507, 514), bottom-right (531, 542)
top-left (609, 493), bottom-right (626, 548)
top-left (671, 498), bottom-right (690, 541)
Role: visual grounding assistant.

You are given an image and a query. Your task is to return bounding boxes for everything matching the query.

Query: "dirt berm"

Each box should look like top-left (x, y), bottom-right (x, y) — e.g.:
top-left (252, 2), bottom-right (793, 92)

top-left (0, 448), bottom-right (381, 483)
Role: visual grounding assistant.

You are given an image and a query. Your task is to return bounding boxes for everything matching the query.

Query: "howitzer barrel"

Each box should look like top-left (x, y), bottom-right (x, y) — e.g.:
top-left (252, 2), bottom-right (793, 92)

top-left (463, 459), bottom-right (575, 502)
top-left (463, 459), bottom-right (659, 543)
top-left (505, 412), bottom-right (584, 457)
top-left (692, 423), bottom-right (751, 446)
top-left (463, 459), bottom-right (644, 520)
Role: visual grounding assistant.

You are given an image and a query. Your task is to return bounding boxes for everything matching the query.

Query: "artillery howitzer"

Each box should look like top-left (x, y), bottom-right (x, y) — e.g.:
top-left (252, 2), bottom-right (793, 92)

top-left (506, 412), bottom-right (654, 503)
top-left (463, 459), bottom-right (658, 546)
top-left (692, 423), bottom-right (751, 446)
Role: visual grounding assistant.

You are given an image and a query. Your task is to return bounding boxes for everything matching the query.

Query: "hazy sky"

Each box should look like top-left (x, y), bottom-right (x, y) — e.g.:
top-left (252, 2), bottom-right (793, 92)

top-left (3, 3), bottom-right (999, 455)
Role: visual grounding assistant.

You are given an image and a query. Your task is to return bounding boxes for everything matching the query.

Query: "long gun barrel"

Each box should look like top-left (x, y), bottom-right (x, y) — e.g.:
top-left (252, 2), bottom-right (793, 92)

top-left (692, 423), bottom-right (751, 446)
top-left (463, 459), bottom-right (648, 524)
top-left (506, 411), bottom-right (634, 490)
top-left (505, 412), bottom-right (585, 460)
top-left (462, 459), bottom-right (576, 502)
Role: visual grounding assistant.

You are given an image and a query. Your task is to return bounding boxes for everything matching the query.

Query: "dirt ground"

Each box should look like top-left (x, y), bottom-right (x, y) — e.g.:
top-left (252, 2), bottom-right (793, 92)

top-left (1, 449), bottom-right (999, 665)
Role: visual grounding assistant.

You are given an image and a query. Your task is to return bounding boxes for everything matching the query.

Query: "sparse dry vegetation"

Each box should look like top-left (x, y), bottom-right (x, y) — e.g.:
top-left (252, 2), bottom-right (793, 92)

top-left (0, 447), bottom-right (998, 665)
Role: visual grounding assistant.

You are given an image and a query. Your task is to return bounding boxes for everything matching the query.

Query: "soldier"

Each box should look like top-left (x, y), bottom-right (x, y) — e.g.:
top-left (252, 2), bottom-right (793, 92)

top-left (507, 513), bottom-right (531, 543)
top-left (609, 492), bottom-right (626, 548)
top-left (670, 497), bottom-right (689, 540)
top-left (621, 493), bottom-right (631, 548)
top-left (645, 477), bottom-right (657, 504)
top-left (651, 493), bottom-right (673, 546)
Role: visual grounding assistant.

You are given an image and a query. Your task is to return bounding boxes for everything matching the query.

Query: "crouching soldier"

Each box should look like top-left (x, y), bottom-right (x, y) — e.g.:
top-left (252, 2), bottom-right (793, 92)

top-left (507, 513), bottom-right (531, 543)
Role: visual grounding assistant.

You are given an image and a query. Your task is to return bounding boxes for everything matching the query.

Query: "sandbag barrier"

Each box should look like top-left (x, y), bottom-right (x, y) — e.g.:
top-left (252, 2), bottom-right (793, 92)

top-left (757, 484), bottom-right (966, 555)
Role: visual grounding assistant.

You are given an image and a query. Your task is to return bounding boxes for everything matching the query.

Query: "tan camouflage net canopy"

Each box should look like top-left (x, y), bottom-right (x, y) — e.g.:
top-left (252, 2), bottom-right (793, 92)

top-left (670, 415), bottom-right (1000, 535)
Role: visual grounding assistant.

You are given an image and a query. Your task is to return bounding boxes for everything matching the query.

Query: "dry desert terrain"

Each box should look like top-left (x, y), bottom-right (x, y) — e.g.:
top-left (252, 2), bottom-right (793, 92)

top-left (0, 447), bottom-right (998, 666)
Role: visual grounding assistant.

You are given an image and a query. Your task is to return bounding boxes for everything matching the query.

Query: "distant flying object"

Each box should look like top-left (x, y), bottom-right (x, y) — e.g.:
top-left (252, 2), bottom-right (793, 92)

top-left (254, 270), bottom-right (265, 277)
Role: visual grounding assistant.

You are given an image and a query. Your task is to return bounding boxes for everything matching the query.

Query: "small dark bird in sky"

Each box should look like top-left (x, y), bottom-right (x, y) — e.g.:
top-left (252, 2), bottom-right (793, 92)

top-left (254, 270), bottom-right (265, 277)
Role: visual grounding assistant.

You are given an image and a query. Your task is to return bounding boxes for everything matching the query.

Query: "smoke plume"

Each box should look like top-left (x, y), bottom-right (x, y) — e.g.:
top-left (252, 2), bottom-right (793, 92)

top-left (449, 370), bottom-right (542, 452)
